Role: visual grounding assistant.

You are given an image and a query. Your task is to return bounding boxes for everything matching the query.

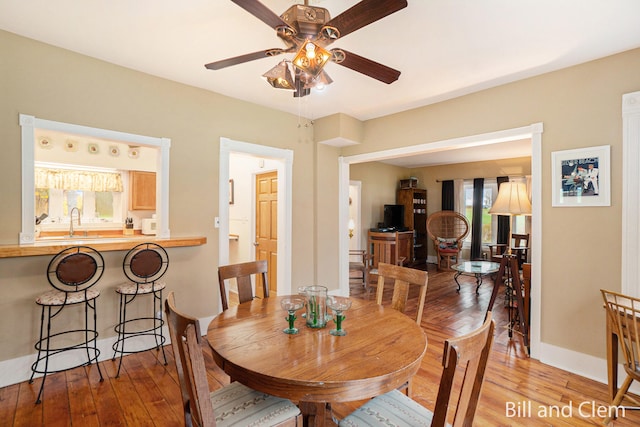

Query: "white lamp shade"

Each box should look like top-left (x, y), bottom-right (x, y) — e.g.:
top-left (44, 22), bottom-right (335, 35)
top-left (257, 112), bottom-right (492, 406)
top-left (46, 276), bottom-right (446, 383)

top-left (348, 219), bottom-right (355, 231)
top-left (488, 182), bottom-right (532, 216)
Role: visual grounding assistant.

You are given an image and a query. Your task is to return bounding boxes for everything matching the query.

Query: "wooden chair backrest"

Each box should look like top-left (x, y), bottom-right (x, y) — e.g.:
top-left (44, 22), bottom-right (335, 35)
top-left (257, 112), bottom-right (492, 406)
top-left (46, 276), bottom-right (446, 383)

top-left (165, 292), bottom-right (214, 427)
top-left (184, 324), bottom-right (217, 427)
top-left (601, 290), bottom-right (640, 377)
top-left (522, 263), bottom-right (531, 326)
top-left (217, 260), bottom-right (268, 311)
top-left (432, 313), bottom-right (496, 427)
top-left (375, 262), bottom-right (429, 325)
top-left (511, 233), bottom-right (529, 248)
top-left (426, 211), bottom-right (471, 243)
top-left (349, 249), bottom-right (370, 266)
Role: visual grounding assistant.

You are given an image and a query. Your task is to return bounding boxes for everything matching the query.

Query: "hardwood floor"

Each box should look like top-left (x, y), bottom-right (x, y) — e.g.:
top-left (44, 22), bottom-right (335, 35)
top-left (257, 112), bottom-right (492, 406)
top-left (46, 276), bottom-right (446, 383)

top-left (2, 264), bottom-right (637, 426)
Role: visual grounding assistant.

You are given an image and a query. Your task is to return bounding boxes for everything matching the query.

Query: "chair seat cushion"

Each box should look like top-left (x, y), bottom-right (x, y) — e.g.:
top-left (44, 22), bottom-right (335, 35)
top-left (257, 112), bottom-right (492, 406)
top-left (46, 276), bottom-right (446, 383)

top-left (211, 381), bottom-right (300, 427)
top-left (116, 281), bottom-right (166, 295)
top-left (437, 237), bottom-right (459, 251)
top-left (36, 289), bottom-right (100, 306)
top-left (438, 248), bottom-right (459, 254)
top-left (339, 389), bottom-right (438, 427)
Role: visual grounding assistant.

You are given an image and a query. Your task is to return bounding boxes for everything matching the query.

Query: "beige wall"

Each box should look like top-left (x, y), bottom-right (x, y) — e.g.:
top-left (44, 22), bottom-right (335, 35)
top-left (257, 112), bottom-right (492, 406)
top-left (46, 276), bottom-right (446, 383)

top-left (349, 162), bottom-right (409, 251)
top-left (2, 26), bottom-right (640, 378)
top-left (346, 49), bottom-right (640, 359)
top-left (0, 30), bottom-right (329, 363)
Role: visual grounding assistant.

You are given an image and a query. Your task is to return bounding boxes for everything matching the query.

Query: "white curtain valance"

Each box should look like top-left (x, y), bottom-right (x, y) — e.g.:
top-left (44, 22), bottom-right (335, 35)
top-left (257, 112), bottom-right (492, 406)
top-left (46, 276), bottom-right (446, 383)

top-left (35, 168), bottom-right (123, 192)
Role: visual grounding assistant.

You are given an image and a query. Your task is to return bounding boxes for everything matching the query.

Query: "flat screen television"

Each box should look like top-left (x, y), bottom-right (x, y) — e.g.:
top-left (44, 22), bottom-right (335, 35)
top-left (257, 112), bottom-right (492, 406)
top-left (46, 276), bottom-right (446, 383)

top-left (383, 204), bottom-right (405, 230)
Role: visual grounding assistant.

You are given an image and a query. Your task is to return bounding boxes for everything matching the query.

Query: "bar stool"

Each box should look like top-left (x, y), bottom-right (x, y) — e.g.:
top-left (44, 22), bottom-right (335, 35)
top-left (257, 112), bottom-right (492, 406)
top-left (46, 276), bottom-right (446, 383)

top-left (30, 246), bottom-right (105, 404)
top-left (112, 242), bottom-right (168, 377)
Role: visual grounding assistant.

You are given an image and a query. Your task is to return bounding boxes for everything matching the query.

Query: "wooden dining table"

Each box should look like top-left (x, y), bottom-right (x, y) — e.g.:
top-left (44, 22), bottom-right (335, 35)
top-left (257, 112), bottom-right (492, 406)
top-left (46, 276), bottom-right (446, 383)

top-left (206, 295), bottom-right (428, 427)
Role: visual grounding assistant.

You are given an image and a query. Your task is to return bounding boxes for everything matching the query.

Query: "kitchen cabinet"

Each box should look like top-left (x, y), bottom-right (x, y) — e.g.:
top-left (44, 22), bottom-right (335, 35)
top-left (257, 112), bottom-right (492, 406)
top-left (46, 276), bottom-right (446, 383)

top-left (397, 188), bottom-right (427, 263)
top-left (129, 171), bottom-right (156, 210)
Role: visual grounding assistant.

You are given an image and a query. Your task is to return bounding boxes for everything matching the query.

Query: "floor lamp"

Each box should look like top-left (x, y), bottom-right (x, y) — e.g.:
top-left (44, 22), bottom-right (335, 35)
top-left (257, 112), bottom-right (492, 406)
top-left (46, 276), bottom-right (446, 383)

top-left (486, 181), bottom-right (532, 354)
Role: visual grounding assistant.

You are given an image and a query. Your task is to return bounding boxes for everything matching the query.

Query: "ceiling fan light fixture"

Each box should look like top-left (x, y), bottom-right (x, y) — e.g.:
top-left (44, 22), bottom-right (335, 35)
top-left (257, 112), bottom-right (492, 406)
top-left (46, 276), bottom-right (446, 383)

top-left (304, 70), bottom-right (333, 91)
top-left (292, 41), bottom-right (331, 78)
top-left (262, 60), bottom-right (296, 90)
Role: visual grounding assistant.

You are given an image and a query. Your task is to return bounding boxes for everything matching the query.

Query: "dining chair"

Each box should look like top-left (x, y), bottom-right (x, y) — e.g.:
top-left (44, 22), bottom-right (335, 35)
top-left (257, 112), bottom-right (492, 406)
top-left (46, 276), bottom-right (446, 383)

top-left (488, 233), bottom-right (529, 267)
top-left (600, 290), bottom-right (640, 425)
top-left (349, 249), bottom-right (372, 287)
top-left (375, 262), bottom-right (429, 325)
top-left (522, 262), bottom-right (531, 331)
top-left (339, 312), bottom-right (495, 427)
top-left (217, 260), bottom-right (269, 311)
top-left (374, 261), bottom-right (429, 395)
top-left (165, 292), bottom-right (302, 427)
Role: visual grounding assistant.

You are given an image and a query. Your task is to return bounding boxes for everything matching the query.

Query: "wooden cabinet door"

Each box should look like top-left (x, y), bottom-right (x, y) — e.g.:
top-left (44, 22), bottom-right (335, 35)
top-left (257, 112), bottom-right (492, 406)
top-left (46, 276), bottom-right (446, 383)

top-left (130, 171), bottom-right (156, 210)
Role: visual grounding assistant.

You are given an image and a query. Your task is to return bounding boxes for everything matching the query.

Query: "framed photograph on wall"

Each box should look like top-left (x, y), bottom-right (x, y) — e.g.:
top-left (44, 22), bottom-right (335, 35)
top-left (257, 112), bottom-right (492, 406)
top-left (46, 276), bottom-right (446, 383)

top-left (551, 145), bottom-right (610, 207)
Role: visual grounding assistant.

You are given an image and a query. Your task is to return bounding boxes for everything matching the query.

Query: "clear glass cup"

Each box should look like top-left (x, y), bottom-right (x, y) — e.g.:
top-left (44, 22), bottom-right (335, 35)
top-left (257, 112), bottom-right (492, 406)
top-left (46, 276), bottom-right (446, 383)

top-left (327, 296), bottom-right (352, 336)
top-left (280, 296), bottom-right (305, 334)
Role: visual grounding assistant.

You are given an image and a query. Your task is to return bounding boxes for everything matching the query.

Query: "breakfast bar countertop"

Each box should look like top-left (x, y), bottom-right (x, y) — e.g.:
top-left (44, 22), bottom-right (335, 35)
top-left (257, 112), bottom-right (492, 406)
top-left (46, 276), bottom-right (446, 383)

top-left (0, 235), bottom-right (207, 258)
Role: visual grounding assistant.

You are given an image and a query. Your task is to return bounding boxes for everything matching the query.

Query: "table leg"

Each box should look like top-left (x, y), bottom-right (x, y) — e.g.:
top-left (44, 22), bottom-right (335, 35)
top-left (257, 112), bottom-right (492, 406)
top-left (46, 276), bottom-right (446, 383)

top-left (474, 274), bottom-right (482, 294)
top-left (299, 401), bottom-right (327, 427)
top-left (454, 271), bottom-right (462, 292)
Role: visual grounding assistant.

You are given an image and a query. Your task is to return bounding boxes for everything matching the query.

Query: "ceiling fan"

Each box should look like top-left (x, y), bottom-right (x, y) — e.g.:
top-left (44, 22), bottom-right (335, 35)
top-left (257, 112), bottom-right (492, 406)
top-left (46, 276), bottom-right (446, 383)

top-left (205, 0), bottom-right (408, 97)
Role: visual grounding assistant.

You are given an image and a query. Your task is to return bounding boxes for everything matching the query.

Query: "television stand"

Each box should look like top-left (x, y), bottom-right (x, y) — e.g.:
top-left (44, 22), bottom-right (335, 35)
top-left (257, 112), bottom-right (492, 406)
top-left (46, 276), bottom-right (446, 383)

top-left (368, 230), bottom-right (413, 268)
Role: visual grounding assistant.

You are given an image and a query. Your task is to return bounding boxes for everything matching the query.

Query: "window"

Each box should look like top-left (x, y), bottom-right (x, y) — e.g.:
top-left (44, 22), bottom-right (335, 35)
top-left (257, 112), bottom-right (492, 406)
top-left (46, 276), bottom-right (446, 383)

top-left (462, 178), bottom-right (529, 246)
top-left (463, 180), bottom-right (498, 244)
top-left (34, 165), bottom-right (125, 229)
top-left (20, 114), bottom-right (171, 243)
top-left (36, 188), bottom-right (122, 225)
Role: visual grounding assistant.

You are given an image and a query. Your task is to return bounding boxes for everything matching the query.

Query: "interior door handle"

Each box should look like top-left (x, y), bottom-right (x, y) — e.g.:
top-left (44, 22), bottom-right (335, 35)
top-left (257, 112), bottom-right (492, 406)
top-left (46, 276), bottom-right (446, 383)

top-left (253, 242), bottom-right (259, 246)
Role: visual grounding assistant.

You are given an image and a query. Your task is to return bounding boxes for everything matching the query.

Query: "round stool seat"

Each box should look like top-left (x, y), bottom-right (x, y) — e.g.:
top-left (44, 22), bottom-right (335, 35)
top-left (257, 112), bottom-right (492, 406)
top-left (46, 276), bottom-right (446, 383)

top-left (116, 281), bottom-right (166, 296)
top-left (36, 289), bottom-right (100, 306)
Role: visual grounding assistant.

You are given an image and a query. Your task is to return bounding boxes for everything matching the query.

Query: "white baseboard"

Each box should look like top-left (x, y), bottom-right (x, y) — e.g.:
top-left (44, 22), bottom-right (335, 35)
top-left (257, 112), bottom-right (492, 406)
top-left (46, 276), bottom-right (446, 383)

top-left (539, 341), bottom-right (640, 395)
top-left (0, 325), bottom-right (170, 389)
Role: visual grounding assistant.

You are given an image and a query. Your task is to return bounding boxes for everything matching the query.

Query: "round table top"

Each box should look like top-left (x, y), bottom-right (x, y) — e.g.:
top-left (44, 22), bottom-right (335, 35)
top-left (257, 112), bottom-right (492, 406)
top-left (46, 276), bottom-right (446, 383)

top-left (452, 260), bottom-right (501, 274)
top-left (206, 296), bottom-right (427, 403)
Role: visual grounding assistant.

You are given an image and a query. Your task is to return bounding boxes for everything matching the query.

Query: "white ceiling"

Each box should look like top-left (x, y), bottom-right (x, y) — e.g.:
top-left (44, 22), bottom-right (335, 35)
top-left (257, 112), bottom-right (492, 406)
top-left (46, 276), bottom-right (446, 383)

top-left (2, 0), bottom-right (640, 166)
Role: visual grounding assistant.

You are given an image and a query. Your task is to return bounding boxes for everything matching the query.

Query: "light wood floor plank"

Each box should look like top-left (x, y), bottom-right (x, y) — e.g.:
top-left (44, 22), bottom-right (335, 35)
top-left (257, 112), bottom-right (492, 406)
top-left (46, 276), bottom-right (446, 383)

top-left (4, 264), bottom-right (640, 426)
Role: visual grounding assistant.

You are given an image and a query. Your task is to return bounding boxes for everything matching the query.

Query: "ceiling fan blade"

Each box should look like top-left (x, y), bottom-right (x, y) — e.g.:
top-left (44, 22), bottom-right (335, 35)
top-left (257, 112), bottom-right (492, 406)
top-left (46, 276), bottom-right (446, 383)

top-left (231, 0), bottom-right (292, 30)
top-left (323, 0), bottom-right (407, 40)
top-left (205, 49), bottom-right (285, 70)
top-left (332, 49), bottom-right (400, 84)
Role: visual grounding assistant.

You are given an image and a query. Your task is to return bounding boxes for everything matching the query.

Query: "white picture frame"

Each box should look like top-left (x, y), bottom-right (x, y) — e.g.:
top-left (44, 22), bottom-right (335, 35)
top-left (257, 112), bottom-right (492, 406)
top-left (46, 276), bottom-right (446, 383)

top-left (551, 145), bottom-right (610, 207)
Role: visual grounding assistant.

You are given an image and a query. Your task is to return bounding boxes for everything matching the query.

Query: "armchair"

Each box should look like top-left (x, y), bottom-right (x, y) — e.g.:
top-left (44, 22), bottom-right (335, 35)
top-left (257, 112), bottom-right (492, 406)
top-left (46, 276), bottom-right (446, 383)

top-left (426, 211), bottom-right (470, 271)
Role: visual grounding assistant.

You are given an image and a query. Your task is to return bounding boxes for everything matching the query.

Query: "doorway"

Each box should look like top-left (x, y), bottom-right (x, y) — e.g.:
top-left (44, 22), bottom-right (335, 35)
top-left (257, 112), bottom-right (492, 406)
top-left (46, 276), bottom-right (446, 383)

top-left (255, 170), bottom-right (278, 295)
top-left (348, 181), bottom-right (363, 254)
top-left (338, 123), bottom-right (543, 357)
top-left (219, 138), bottom-right (293, 308)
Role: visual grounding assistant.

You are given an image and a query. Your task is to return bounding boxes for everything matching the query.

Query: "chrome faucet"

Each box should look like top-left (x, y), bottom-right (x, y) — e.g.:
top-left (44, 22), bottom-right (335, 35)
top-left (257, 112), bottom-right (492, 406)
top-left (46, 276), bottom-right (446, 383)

top-left (69, 207), bottom-right (81, 237)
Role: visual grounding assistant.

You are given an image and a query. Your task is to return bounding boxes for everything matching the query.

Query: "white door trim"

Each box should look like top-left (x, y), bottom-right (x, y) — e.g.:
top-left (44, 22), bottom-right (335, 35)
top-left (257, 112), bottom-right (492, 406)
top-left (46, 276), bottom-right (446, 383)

top-left (219, 138), bottom-right (293, 309)
top-left (339, 123), bottom-right (543, 358)
top-left (622, 91), bottom-right (640, 296)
